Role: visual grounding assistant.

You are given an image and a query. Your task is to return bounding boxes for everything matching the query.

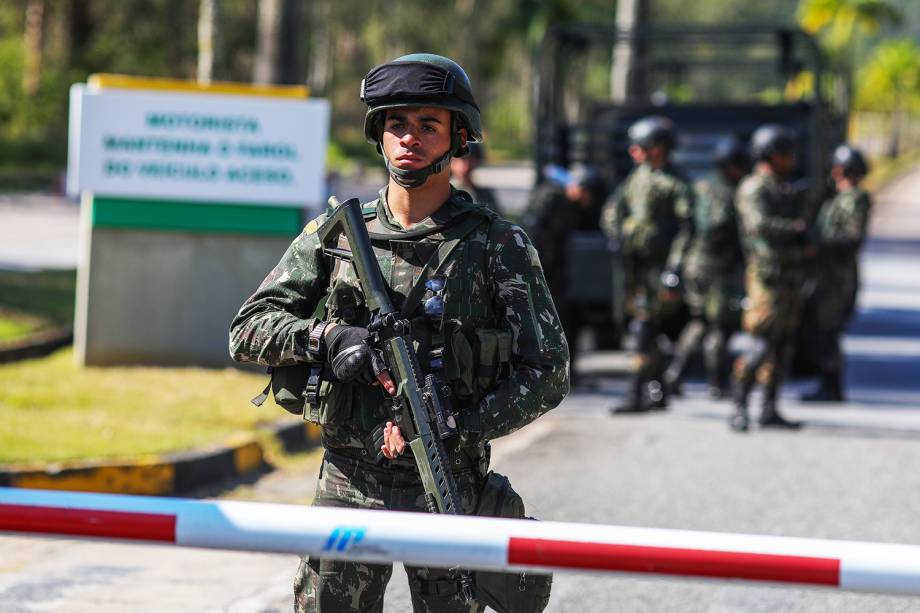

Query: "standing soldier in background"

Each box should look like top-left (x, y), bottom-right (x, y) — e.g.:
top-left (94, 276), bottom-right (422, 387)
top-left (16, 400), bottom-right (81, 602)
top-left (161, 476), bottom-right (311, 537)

top-left (450, 142), bottom-right (503, 216)
top-left (801, 145), bottom-right (873, 402)
top-left (601, 116), bottom-right (694, 413)
top-left (663, 137), bottom-right (750, 399)
top-left (731, 124), bottom-right (812, 432)
top-left (523, 163), bottom-right (606, 382)
top-left (230, 53), bottom-right (565, 612)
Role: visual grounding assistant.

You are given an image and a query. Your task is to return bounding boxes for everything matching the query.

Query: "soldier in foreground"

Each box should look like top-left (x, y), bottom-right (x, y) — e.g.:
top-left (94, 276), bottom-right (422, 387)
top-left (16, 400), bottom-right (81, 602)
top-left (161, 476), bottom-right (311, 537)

top-left (229, 53), bottom-right (567, 612)
top-left (601, 116), bottom-right (694, 413)
top-left (801, 145), bottom-right (873, 402)
top-left (663, 138), bottom-right (749, 398)
top-left (450, 142), bottom-right (503, 215)
top-left (731, 125), bottom-right (812, 432)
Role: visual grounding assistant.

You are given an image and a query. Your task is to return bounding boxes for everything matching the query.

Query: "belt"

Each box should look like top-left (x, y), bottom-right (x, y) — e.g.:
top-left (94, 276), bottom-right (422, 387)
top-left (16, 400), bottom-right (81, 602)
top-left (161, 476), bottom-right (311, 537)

top-left (327, 437), bottom-right (485, 474)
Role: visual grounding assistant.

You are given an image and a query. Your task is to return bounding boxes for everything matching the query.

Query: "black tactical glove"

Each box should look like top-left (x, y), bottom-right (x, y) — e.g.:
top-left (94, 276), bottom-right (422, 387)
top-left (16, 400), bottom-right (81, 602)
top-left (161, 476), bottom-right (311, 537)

top-left (324, 324), bottom-right (383, 385)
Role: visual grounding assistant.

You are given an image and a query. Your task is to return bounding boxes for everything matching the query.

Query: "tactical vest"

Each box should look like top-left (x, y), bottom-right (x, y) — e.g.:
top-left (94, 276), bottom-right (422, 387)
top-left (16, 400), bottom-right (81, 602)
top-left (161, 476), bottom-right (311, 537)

top-left (306, 195), bottom-right (514, 459)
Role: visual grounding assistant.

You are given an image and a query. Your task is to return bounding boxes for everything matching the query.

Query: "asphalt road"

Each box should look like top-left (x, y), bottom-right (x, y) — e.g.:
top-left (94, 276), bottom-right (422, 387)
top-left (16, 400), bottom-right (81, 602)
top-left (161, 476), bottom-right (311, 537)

top-left (3, 165), bottom-right (920, 612)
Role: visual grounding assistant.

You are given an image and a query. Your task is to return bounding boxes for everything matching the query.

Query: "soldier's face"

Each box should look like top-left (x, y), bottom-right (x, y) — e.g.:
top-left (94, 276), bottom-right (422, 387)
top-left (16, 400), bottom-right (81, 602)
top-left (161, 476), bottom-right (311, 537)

top-left (770, 151), bottom-right (796, 175)
top-left (382, 107), bottom-right (455, 172)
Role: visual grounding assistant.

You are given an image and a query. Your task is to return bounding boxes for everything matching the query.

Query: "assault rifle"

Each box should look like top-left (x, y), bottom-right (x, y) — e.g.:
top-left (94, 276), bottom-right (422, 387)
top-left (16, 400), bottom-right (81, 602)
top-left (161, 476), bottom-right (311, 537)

top-left (317, 198), bottom-right (476, 602)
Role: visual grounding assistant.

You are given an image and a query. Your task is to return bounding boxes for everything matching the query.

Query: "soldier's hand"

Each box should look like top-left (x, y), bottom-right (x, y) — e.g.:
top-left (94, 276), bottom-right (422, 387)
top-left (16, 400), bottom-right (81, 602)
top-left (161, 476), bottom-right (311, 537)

top-left (792, 218), bottom-right (807, 233)
top-left (325, 324), bottom-right (394, 391)
top-left (381, 421), bottom-right (406, 459)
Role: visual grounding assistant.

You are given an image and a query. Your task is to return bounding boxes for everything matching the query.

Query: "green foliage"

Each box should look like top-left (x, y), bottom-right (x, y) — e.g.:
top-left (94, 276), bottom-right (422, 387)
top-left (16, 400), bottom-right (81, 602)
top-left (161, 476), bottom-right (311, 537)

top-left (0, 268), bottom-right (76, 323)
top-left (798, 0), bottom-right (902, 50)
top-left (855, 38), bottom-right (920, 112)
top-left (0, 347), bottom-right (291, 464)
top-left (0, 268), bottom-right (75, 343)
top-left (0, 0), bottom-right (919, 168)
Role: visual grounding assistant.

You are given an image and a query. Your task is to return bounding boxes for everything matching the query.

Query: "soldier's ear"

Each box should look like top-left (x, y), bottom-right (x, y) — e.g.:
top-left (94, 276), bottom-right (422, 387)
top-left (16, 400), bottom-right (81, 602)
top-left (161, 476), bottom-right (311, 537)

top-left (455, 127), bottom-right (470, 158)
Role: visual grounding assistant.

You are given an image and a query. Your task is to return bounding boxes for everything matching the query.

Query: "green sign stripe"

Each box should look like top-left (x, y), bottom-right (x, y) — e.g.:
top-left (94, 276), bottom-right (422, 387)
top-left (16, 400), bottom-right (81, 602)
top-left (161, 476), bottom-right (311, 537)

top-left (91, 197), bottom-right (303, 235)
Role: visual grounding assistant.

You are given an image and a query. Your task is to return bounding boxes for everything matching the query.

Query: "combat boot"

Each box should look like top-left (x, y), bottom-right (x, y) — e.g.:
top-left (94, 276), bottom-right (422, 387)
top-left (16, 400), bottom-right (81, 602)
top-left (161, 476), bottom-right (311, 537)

top-left (662, 369), bottom-right (683, 398)
top-left (647, 380), bottom-right (669, 410)
top-left (800, 373), bottom-right (844, 403)
top-left (707, 372), bottom-right (728, 399)
top-left (758, 401), bottom-right (802, 429)
top-left (610, 374), bottom-right (652, 414)
top-left (729, 377), bottom-right (753, 432)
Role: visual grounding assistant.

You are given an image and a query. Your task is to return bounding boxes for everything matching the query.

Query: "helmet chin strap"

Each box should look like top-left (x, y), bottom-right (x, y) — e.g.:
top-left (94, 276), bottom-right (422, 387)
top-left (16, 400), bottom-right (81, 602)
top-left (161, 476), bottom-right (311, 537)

top-left (385, 147), bottom-right (453, 189)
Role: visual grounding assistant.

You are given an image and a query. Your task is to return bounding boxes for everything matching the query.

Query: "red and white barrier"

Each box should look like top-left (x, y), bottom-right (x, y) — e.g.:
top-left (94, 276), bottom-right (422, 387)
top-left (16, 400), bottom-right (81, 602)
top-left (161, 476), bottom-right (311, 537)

top-left (2, 487), bottom-right (920, 595)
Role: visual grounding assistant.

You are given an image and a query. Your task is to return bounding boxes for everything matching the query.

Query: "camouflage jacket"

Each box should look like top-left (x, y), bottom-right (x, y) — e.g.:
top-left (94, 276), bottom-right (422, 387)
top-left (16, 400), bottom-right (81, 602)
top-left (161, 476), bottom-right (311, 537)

top-left (229, 187), bottom-right (569, 450)
top-left (521, 182), bottom-right (573, 295)
top-left (599, 162), bottom-right (694, 271)
top-left (736, 167), bottom-right (811, 280)
top-left (684, 172), bottom-right (743, 277)
top-left (815, 187), bottom-right (872, 266)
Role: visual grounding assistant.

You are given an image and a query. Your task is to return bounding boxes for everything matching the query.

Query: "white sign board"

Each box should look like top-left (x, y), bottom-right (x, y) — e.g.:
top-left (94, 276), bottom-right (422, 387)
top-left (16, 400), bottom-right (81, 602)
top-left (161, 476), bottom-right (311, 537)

top-left (67, 84), bottom-right (329, 207)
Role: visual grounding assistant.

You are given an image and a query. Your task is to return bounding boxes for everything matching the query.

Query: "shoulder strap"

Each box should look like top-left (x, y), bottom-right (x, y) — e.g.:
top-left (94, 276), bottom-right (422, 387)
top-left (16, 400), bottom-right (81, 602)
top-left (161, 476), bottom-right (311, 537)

top-left (400, 213), bottom-right (488, 318)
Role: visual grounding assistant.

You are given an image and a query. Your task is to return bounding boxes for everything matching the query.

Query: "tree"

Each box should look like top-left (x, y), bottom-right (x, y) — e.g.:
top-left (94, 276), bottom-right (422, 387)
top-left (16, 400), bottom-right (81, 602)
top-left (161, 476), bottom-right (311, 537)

top-left (856, 38), bottom-right (920, 156)
top-left (22, 0), bottom-right (44, 96)
top-left (197, 0), bottom-right (221, 84)
top-left (798, 0), bottom-right (902, 59)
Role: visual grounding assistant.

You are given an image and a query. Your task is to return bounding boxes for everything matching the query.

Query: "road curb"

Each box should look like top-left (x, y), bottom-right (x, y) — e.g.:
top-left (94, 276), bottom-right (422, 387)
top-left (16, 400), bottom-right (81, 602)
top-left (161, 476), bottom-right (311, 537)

top-left (0, 421), bottom-right (322, 495)
top-left (0, 327), bottom-right (73, 364)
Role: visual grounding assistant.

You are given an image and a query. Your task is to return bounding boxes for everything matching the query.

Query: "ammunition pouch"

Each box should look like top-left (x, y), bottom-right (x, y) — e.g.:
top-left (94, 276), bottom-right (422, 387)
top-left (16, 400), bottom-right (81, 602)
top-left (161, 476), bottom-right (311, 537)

top-left (251, 364), bottom-right (346, 426)
top-left (444, 323), bottom-right (512, 401)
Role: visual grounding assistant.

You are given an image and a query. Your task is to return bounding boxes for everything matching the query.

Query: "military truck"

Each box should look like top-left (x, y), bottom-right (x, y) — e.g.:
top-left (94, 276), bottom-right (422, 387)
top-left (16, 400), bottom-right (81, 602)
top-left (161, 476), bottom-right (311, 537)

top-left (532, 24), bottom-right (849, 349)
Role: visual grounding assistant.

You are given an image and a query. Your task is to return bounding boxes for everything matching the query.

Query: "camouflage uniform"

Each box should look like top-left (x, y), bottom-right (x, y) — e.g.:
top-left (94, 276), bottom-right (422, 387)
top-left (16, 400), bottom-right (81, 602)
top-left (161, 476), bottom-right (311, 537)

top-left (808, 187), bottom-right (872, 387)
top-left (229, 187), bottom-right (568, 612)
top-left (600, 162), bottom-right (694, 407)
top-left (522, 182), bottom-right (573, 301)
top-left (664, 171), bottom-right (744, 395)
top-left (733, 167), bottom-right (812, 415)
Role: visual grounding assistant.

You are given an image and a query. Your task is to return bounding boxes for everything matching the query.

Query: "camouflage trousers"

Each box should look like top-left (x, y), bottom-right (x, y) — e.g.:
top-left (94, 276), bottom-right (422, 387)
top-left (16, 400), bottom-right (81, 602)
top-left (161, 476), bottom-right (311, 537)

top-left (741, 266), bottom-right (806, 343)
top-left (808, 263), bottom-right (859, 375)
top-left (735, 267), bottom-right (806, 399)
top-left (295, 449), bottom-right (486, 613)
top-left (683, 265), bottom-right (743, 329)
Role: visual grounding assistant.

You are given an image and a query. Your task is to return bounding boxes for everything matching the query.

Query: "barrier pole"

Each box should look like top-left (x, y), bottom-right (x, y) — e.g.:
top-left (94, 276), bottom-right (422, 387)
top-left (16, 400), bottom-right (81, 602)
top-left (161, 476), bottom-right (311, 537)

top-left (2, 487), bottom-right (920, 595)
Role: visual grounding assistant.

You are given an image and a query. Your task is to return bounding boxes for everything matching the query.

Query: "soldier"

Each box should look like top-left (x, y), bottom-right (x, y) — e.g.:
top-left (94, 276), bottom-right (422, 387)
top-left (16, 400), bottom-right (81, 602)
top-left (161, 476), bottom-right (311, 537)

top-left (801, 145), bottom-right (872, 402)
top-left (450, 142), bottom-right (503, 215)
top-left (600, 116), bottom-right (694, 413)
top-left (663, 137), bottom-right (750, 398)
top-left (523, 163), bottom-right (606, 382)
top-left (229, 53), bottom-right (566, 613)
top-left (730, 124), bottom-right (812, 432)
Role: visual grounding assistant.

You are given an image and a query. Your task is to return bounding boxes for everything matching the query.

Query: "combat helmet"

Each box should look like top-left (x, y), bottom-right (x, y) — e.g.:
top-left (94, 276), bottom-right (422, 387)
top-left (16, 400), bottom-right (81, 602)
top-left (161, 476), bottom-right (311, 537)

top-left (750, 124), bottom-right (797, 161)
top-left (832, 144), bottom-right (869, 178)
top-left (713, 136), bottom-right (751, 170)
top-left (628, 116), bottom-right (677, 151)
top-left (360, 53), bottom-right (481, 188)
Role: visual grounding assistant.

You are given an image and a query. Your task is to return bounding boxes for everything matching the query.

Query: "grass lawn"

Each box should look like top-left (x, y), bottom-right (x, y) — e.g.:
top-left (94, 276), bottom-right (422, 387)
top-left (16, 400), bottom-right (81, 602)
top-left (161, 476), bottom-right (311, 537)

top-left (0, 269), bottom-right (76, 343)
top-left (0, 347), bottom-right (299, 465)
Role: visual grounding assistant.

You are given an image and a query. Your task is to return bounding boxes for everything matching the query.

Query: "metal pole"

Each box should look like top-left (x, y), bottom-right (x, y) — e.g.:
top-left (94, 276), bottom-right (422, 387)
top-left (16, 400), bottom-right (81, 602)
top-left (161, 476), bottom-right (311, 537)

top-left (4, 488), bottom-right (920, 595)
